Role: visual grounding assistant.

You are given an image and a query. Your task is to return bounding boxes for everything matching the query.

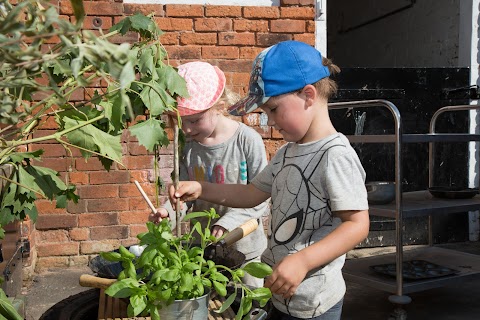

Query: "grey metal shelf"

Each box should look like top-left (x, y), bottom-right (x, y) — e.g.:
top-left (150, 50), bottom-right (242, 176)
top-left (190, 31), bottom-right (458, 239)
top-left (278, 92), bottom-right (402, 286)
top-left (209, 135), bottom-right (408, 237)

top-left (343, 246), bottom-right (480, 295)
top-left (346, 133), bottom-right (480, 144)
top-left (328, 100), bottom-right (480, 309)
top-left (368, 190), bottom-right (480, 218)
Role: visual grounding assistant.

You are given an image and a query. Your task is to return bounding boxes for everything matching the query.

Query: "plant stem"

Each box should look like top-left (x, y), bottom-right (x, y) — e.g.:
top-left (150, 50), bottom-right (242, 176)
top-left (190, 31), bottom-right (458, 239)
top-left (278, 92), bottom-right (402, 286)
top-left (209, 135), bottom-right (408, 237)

top-left (0, 124), bottom-right (14, 135)
top-left (0, 146), bottom-right (17, 164)
top-left (0, 174), bottom-right (44, 197)
top-left (173, 117), bottom-right (181, 237)
top-left (55, 138), bottom-right (126, 169)
top-left (4, 114), bottom-right (105, 148)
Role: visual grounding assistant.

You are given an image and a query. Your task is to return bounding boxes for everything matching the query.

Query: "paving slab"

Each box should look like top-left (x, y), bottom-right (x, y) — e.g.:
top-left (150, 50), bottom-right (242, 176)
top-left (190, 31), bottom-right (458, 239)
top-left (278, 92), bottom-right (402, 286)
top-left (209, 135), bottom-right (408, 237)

top-left (22, 266), bottom-right (92, 320)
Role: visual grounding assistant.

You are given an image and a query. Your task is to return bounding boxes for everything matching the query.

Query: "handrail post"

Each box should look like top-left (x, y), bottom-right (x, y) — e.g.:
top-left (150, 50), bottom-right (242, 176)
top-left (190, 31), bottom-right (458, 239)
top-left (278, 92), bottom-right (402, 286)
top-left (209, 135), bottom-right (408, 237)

top-left (328, 99), bottom-right (410, 306)
top-left (428, 105), bottom-right (480, 245)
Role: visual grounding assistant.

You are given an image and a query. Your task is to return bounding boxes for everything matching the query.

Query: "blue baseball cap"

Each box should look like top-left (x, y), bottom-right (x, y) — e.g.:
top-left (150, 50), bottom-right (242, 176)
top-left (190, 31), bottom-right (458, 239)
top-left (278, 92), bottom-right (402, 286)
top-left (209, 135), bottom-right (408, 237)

top-left (228, 40), bottom-right (330, 116)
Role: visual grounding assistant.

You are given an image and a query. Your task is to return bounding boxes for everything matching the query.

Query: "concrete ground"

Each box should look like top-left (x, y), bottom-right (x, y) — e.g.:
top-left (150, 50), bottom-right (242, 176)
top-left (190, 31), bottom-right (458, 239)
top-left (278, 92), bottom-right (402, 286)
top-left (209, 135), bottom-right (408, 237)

top-left (21, 241), bottom-right (480, 320)
top-left (21, 265), bottom-right (93, 320)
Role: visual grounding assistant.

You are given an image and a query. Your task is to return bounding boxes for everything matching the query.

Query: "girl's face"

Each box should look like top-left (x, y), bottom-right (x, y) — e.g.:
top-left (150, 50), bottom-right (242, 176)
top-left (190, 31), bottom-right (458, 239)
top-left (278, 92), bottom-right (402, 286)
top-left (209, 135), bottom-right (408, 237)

top-left (181, 108), bottom-right (218, 143)
top-left (260, 91), bottom-right (312, 143)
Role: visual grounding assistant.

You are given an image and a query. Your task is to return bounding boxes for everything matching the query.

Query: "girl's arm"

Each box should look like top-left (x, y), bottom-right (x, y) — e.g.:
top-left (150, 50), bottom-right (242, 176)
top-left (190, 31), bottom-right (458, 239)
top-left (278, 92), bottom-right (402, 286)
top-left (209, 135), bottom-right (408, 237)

top-left (170, 181), bottom-right (271, 209)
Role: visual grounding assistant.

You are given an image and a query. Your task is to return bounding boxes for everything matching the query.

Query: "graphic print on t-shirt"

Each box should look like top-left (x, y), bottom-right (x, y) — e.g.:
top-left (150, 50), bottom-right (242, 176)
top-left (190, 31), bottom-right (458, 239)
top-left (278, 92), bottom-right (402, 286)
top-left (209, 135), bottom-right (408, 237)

top-left (267, 143), bottom-right (343, 264)
top-left (187, 160), bottom-right (248, 184)
top-left (258, 134), bottom-right (365, 317)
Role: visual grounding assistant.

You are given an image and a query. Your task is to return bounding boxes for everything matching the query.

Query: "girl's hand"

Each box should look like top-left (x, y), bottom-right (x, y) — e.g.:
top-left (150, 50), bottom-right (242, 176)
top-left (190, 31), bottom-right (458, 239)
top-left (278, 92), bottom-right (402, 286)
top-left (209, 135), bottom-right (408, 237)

top-left (264, 253), bottom-right (309, 299)
top-left (149, 207), bottom-right (169, 224)
top-left (212, 225), bottom-right (227, 238)
top-left (168, 181), bottom-right (202, 205)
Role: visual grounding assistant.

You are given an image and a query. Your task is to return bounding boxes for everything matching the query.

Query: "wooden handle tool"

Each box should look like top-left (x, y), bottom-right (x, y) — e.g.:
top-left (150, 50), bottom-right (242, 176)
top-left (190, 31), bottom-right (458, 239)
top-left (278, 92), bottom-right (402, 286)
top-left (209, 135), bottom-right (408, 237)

top-left (134, 180), bottom-right (156, 214)
top-left (79, 274), bottom-right (116, 290)
top-left (218, 218), bottom-right (259, 247)
top-left (205, 219), bottom-right (259, 260)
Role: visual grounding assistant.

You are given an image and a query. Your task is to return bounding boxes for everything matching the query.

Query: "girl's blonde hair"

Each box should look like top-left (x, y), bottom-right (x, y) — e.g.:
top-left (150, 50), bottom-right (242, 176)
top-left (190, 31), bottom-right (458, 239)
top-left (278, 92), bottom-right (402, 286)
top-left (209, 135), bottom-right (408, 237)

top-left (211, 87), bottom-right (241, 116)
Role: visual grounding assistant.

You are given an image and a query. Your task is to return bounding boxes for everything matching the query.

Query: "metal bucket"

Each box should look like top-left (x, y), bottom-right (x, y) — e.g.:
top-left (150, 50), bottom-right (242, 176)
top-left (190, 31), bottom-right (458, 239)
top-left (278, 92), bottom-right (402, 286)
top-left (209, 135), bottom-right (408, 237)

top-left (157, 289), bottom-right (210, 320)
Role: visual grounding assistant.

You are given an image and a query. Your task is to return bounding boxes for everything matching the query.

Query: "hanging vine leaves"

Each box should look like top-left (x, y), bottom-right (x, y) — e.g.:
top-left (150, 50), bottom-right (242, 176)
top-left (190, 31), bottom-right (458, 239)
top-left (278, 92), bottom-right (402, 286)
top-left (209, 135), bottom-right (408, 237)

top-left (0, 0), bottom-right (188, 238)
top-left (70, 0), bottom-right (85, 26)
top-left (129, 118), bottom-right (169, 152)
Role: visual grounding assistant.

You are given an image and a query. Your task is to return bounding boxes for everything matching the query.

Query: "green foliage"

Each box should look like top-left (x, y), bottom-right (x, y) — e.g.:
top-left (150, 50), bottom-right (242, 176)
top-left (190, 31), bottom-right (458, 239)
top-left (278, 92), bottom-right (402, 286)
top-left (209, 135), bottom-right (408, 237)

top-left (0, 0), bottom-right (188, 239)
top-left (0, 287), bottom-right (23, 320)
top-left (101, 209), bottom-right (273, 320)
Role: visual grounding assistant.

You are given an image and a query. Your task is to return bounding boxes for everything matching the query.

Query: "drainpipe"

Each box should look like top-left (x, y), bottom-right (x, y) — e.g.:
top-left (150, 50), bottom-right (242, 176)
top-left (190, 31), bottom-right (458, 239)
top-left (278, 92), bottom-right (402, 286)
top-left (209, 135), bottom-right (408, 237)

top-left (315, 0), bottom-right (327, 55)
top-left (468, 102), bottom-right (480, 241)
top-left (461, 0), bottom-right (480, 241)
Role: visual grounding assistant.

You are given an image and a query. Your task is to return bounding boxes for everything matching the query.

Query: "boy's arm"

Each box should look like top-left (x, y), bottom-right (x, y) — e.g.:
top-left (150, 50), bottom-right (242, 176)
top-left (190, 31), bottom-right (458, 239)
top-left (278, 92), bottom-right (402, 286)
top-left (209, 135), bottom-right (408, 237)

top-left (170, 181), bottom-right (270, 209)
top-left (300, 209), bottom-right (369, 269)
top-left (265, 209), bottom-right (369, 298)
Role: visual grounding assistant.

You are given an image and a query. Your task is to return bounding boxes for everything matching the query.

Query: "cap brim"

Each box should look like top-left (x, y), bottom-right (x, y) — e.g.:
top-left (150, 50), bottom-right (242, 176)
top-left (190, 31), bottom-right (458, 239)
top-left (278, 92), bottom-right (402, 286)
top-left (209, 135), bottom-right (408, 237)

top-left (228, 94), bottom-right (268, 116)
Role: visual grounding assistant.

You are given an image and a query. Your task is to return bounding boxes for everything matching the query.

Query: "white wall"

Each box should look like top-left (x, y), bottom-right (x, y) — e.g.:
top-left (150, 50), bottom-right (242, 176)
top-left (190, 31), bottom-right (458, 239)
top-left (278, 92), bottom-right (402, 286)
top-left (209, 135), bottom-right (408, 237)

top-left (328, 0), bottom-right (461, 67)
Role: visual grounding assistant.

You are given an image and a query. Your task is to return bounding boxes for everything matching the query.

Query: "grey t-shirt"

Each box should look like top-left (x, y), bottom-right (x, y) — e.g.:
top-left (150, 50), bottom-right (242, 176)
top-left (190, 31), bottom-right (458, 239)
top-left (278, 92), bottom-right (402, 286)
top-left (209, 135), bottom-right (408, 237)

top-left (168, 122), bottom-right (268, 261)
top-left (252, 133), bottom-right (368, 318)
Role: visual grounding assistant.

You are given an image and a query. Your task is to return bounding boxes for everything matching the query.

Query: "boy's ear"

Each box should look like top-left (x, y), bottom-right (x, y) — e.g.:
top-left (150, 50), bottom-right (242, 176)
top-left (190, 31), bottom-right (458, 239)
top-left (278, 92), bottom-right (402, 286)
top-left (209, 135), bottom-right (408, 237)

top-left (302, 85), bottom-right (317, 105)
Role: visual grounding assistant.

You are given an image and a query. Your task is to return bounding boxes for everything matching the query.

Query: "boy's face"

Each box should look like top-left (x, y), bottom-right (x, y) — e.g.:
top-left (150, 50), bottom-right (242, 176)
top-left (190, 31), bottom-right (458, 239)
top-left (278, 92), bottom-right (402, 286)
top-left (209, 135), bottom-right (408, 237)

top-left (180, 108), bottom-right (218, 143)
top-left (260, 90), bottom-right (312, 143)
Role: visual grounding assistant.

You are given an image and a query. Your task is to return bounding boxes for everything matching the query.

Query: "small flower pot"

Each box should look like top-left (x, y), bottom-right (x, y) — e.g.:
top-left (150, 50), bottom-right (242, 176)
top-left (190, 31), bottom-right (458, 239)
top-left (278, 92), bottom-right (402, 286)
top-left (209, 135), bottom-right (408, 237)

top-left (157, 289), bottom-right (210, 320)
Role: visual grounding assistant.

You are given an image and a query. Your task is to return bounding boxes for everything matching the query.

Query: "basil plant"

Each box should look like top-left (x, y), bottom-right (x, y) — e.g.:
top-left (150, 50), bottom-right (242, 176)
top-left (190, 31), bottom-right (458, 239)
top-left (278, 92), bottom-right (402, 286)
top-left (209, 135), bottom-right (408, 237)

top-left (101, 209), bottom-right (273, 320)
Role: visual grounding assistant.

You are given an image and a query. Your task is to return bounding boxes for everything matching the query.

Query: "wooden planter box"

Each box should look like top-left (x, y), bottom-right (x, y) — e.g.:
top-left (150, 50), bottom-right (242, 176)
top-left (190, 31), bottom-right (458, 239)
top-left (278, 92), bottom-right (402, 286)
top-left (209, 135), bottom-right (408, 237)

top-left (98, 289), bottom-right (236, 320)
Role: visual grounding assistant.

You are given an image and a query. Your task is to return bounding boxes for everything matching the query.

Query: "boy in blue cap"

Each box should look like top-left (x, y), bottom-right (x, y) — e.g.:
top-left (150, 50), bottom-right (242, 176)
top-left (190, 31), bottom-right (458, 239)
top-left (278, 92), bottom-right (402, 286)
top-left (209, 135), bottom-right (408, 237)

top-left (169, 41), bottom-right (370, 319)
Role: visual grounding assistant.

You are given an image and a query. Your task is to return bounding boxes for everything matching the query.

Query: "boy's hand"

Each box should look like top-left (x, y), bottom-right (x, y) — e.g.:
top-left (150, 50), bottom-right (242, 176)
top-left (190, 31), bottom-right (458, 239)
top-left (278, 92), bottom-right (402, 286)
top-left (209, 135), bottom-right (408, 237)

top-left (168, 181), bottom-right (202, 204)
top-left (149, 207), bottom-right (169, 224)
top-left (264, 254), bottom-right (309, 299)
top-left (212, 225), bottom-right (227, 238)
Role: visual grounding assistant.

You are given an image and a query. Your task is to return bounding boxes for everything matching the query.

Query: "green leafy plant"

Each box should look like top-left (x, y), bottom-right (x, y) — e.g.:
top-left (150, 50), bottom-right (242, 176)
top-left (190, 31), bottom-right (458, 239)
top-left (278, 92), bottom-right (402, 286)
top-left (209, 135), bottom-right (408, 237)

top-left (0, 285), bottom-right (22, 320)
top-left (101, 209), bottom-right (273, 320)
top-left (1, 1), bottom-right (188, 318)
top-left (0, 0), bottom-right (187, 238)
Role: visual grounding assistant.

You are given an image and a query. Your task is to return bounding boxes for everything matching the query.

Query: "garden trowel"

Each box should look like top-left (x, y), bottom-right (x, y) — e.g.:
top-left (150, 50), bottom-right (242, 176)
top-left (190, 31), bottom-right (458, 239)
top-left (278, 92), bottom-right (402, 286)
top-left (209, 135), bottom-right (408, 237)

top-left (205, 218), bottom-right (259, 260)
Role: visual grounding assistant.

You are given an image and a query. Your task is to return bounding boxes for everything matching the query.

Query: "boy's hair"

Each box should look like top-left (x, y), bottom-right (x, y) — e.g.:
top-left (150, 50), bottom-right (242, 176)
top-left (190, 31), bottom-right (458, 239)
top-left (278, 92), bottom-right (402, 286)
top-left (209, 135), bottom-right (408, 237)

top-left (228, 40), bottom-right (334, 116)
top-left (314, 56), bottom-right (340, 99)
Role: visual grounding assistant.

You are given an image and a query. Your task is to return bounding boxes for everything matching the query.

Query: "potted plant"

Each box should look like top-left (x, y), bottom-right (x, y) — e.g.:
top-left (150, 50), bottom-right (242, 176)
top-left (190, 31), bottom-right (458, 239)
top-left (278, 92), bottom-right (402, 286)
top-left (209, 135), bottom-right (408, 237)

top-left (100, 208), bottom-right (273, 320)
top-left (1, 0), bottom-right (190, 318)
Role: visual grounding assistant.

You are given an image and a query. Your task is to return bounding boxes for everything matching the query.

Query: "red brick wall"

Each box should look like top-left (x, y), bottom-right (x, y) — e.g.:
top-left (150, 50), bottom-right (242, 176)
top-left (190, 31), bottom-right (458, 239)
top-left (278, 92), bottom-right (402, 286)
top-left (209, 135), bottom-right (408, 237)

top-left (27, 0), bottom-right (315, 272)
